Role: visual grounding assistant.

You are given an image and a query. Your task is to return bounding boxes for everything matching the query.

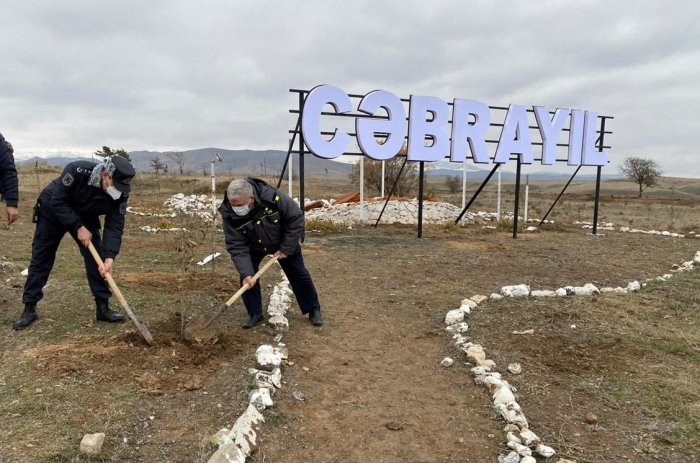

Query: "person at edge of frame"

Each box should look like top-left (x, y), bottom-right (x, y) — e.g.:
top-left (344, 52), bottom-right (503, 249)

top-left (219, 177), bottom-right (323, 328)
top-left (0, 132), bottom-right (19, 225)
top-left (13, 156), bottom-right (136, 330)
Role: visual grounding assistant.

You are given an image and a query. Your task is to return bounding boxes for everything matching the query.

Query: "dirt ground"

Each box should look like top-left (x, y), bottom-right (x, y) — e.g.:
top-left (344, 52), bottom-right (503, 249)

top-left (1, 175), bottom-right (699, 462)
top-left (253, 229), bottom-right (699, 463)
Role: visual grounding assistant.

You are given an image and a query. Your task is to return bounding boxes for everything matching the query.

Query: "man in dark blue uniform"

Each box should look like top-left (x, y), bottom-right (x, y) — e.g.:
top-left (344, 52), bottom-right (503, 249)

top-left (13, 156), bottom-right (136, 330)
top-left (220, 178), bottom-right (323, 328)
top-left (0, 132), bottom-right (19, 225)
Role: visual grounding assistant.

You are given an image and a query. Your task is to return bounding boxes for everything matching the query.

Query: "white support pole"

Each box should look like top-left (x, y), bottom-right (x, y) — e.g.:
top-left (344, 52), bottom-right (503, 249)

top-left (524, 174), bottom-right (529, 224)
top-left (359, 159), bottom-right (365, 225)
top-left (381, 161), bottom-right (385, 198)
top-left (210, 158), bottom-right (217, 273)
top-left (210, 161), bottom-right (217, 214)
top-left (496, 169), bottom-right (502, 221)
top-left (461, 161), bottom-right (468, 225)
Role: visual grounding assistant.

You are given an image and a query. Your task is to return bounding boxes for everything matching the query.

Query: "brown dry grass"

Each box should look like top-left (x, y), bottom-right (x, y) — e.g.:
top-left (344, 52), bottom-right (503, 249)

top-left (3, 165), bottom-right (700, 461)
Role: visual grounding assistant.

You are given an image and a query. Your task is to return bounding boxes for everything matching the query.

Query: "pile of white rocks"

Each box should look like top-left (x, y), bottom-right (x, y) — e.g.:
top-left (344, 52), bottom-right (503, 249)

top-left (304, 199), bottom-right (476, 225)
top-left (444, 296), bottom-right (556, 462)
top-left (267, 272), bottom-right (293, 332)
top-left (163, 193), bottom-right (215, 223)
top-left (619, 227), bottom-right (686, 239)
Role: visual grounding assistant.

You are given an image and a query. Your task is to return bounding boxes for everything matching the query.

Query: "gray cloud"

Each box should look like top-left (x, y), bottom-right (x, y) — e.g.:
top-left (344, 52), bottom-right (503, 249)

top-left (1, 0), bottom-right (698, 176)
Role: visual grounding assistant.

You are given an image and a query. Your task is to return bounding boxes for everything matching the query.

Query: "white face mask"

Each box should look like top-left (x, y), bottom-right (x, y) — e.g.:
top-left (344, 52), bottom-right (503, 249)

top-left (106, 185), bottom-right (122, 200)
top-left (232, 204), bottom-right (251, 216)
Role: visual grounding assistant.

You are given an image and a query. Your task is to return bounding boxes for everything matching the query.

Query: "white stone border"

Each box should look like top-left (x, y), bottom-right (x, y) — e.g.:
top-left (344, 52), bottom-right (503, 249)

top-left (619, 226), bottom-right (687, 238)
top-left (206, 271), bottom-right (293, 462)
top-left (139, 225), bottom-right (187, 234)
top-left (126, 206), bottom-right (176, 218)
top-left (445, 250), bottom-right (700, 462)
top-left (267, 272), bottom-right (293, 332)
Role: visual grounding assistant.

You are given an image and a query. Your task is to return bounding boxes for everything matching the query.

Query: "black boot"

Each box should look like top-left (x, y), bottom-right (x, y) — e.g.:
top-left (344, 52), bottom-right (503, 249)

top-left (242, 313), bottom-right (263, 329)
top-left (96, 299), bottom-right (125, 323)
top-left (13, 303), bottom-right (38, 330)
top-left (309, 308), bottom-right (324, 326)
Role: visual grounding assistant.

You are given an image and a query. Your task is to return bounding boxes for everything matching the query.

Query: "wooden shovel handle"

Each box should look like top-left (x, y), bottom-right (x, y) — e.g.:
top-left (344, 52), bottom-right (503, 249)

top-left (224, 255), bottom-right (280, 307)
top-left (87, 242), bottom-right (128, 309)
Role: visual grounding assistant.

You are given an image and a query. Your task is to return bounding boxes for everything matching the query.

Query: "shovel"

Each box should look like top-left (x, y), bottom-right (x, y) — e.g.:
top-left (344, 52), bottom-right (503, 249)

top-left (184, 255), bottom-right (279, 342)
top-left (87, 242), bottom-right (155, 346)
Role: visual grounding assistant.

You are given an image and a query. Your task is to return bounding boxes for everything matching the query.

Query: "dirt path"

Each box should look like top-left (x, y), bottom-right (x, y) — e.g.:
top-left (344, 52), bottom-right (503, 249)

top-left (258, 242), bottom-right (499, 462)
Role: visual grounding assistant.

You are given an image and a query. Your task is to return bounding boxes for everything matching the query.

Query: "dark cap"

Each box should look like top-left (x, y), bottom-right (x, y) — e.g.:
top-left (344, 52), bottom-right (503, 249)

top-left (110, 156), bottom-right (136, 193)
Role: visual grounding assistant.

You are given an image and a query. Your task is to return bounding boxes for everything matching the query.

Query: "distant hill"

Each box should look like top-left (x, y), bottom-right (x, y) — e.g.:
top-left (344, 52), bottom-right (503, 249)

top-left (20, 155), bottom-right (93, 167)
top-left (17, 148), bottom-right (621, 181)
top-left (127, 148), bottom-right (353, 178)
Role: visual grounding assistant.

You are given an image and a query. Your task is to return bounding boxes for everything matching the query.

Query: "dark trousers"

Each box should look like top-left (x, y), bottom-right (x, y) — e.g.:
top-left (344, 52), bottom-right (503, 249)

top-left (22, 212), bottom-right (111, 304)
top-left (240, 245), bottom-right (320, 316)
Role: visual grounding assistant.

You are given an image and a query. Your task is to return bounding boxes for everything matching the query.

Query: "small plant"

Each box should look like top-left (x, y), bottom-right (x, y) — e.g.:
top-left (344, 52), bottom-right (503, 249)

top-left (305, 218), bottom-right (342, 233)
top-left (434, 220), bottom-right (461, 233)
top-left (153, 219), bottom-right (175, 229)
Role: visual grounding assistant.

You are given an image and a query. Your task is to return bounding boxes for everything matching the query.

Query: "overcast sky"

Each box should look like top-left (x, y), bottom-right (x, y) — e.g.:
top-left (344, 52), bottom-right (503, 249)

top-left (1, 1), bottom-right (698, 176)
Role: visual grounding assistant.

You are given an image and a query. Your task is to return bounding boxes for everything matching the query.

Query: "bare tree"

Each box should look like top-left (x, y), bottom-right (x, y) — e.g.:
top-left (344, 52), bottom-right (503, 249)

top-left (349, 155), bottom-right (431, 197)
top-left (167, 150), bottom-right (187, 175)
top-left (150, 156), bottom-right (165, 174)
top-left (445, 175), bottom-right (461, 194)
top-left (619, 157), bottom-right (662, 197)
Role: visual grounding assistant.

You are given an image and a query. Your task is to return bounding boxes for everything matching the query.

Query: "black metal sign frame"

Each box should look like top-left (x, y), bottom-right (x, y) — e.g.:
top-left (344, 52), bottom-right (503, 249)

top-left (279, 88), bottom-right (614, 238)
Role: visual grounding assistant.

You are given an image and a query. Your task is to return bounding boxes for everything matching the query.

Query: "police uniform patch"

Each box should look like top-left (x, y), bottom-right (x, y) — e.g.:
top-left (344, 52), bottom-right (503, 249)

top-left (62, 173), bottom-right (74, 186)
top-left (119, 203), bottom-right (127, 215)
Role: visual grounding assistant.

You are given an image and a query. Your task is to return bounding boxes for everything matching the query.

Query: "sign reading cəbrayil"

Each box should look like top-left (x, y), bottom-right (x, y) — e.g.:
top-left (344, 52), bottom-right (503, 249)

top-left (300, 84), bottom-right (609, 167)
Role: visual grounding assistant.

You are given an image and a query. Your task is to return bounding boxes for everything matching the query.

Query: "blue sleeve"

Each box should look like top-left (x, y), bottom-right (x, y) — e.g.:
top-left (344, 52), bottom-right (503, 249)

top-left (48, 165), bottom-right (84, 232)
top-left (102, 197), bottom-right (127, 259)
top-left (0, 138), bottom-right (19, 207)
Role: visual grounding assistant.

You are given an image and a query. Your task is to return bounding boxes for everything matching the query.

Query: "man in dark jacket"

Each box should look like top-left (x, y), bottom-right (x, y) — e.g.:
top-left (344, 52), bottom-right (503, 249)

top-left (0, 132), bottom-right (19, 224)
top-left (13, 156), bottom-right (136, 330)
top-left (220, 178), bottom-right (323, 328)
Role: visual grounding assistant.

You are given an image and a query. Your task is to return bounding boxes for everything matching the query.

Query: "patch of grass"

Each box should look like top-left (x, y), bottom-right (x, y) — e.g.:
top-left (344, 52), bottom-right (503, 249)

top-left (494, 218), bottom-right (526, 231)
top-left (152, 219), bottom-right (175, 229)
top-left (305, 218), bottom-right (342, 233)
top-left (431, 220), bottom-right (462, 233)
top-left (38, 446), bottom-right (108, 463)
top-left (621, 332), bottom-right (699, 358)
top-left (264, 409), bottom-right (288, 426)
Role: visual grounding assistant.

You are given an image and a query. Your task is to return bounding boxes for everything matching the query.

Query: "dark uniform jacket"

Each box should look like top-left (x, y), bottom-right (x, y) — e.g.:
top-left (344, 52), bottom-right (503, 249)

top-left (220, 178), bottom-right (304, 278)
top-left (40, 161), bottom-right (129, 259)
top-left (0, 133), bottom-right (19, 207)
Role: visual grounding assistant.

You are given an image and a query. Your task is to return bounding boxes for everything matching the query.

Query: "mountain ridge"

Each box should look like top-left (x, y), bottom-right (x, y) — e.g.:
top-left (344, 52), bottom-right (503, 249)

top-left (16, 148), bottom-right (621, 181)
